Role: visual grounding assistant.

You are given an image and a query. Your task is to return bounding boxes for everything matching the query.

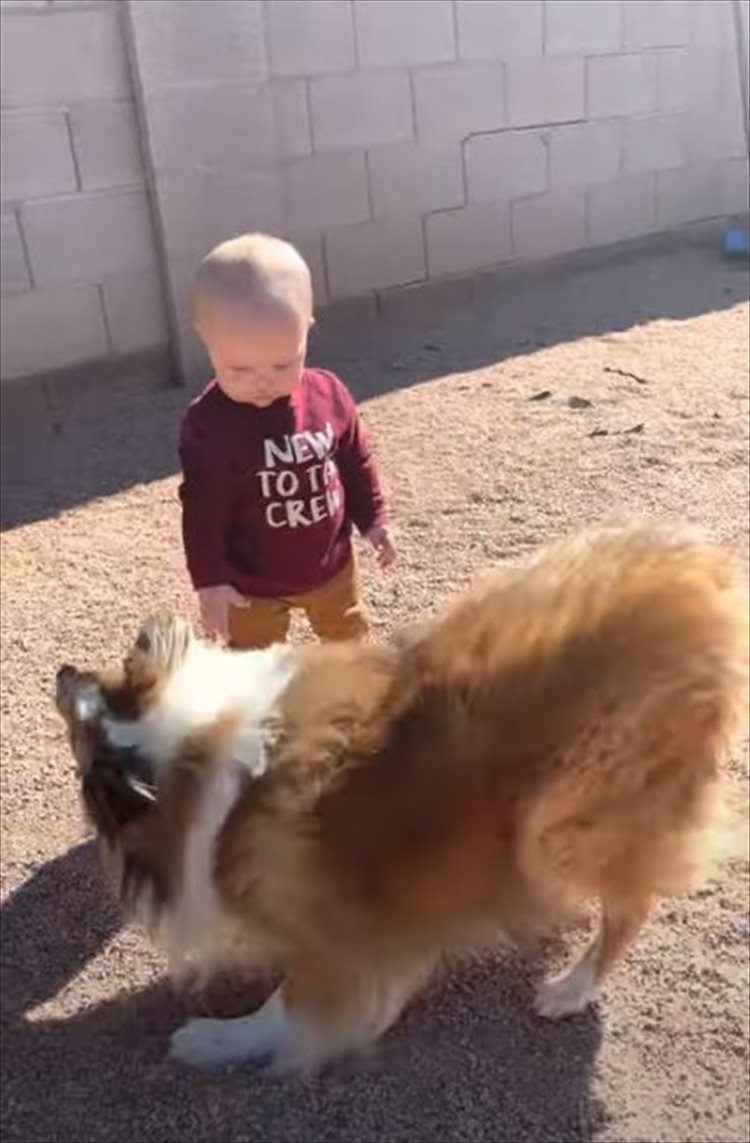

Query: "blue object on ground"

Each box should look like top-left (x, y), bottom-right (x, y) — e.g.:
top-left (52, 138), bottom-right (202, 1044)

top-left (722, 228), bottom-right (750, 257)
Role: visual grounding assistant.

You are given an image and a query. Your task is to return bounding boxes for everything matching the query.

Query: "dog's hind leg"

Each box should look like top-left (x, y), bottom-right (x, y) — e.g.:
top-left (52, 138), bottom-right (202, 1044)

top-left (534, 893), bottom-right (651, 1019)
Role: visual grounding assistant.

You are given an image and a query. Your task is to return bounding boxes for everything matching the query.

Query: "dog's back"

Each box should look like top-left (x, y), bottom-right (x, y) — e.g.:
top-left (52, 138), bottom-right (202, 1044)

top-left (296, 522), bottom-right (748, 952)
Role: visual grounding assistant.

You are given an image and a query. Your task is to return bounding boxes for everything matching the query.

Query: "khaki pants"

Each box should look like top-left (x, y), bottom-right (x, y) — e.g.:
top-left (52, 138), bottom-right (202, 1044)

top-left (228, 556), bottom-right (369, 650)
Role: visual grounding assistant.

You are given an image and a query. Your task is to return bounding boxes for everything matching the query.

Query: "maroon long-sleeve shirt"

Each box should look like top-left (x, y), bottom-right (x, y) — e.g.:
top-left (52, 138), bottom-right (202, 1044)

top-left (179, 369), bottom-right (388, 598)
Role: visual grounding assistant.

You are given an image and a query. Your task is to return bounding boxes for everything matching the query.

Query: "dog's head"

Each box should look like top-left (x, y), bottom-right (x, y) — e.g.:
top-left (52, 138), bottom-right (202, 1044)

top-left (54, 615), bottom-right (195, 909)
top-left (56, 612), bottom-right (192, 765)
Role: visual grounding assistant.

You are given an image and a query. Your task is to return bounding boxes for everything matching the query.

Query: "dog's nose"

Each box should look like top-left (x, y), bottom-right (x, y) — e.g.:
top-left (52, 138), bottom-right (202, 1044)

top-left (55, 665), bottom-right (77, 706)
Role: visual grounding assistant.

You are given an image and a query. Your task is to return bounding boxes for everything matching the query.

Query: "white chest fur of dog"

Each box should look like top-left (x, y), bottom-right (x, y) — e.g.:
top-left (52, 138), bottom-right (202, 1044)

top-left (105, 638), bottom-right (296, 975)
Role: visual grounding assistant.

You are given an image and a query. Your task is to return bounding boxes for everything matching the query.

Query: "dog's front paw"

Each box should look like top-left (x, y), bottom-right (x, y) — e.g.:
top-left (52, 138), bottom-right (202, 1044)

top-left (170, 1018), bottom-right (265, 1070)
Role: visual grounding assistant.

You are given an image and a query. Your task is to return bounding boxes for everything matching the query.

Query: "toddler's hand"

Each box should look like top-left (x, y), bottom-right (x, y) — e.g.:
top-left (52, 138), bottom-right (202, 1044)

top-left (365, 524), bottom-right (397, 571)
top-left (197, 584), bottom-right (250, 640)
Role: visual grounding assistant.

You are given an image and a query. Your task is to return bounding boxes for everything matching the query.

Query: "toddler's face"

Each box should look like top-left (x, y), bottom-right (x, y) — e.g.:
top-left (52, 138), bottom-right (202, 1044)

top-left (197, 306), bottom-right (310, 407)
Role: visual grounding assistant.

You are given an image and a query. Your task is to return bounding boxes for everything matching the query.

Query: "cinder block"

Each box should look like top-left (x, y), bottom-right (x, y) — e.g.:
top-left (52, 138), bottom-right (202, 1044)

top-left (688, 0), bottom-right (735, 47)
top-left (310, 71), bottom-right (413, 152)
top-left (456, 0), bottom-right (542, 59)
top-left (1, 112), bottom-right (77, 202)
top-left (622, 112), bottom-right (687, 173)
top-left (544, 0), bottom-right (623, 55)
top-left (657, 49), bottom-right (690, 109)
top-left (512, 189), bottom-right (587, 259)
top-left (22, 189), bottom-right (156, 286)
top-left (266, 0), bottom-right (355, 78)
top-left (624, 0), bottom-right (690, 49)
top-left (368, 141), bottom-right (464, 216)
top-left (100, 268), bottom-right (168, 354)
top-left (68, 101), bottom-right (144, 191)
top-left (1, 211), bottom-right (31, 295)
top-left (145, 85), bottom-right (276, 178)
top-left (414, 64), bottom-right (505, 140)
top-left (426, 201), bottom-right (512, 277)
top-left (325, 215), bottom-right (425, 297)
top-left (158, 170), bottom-right (284, 260)
top-left (355, 0), bottom-right (455, 68)
top-left (683, 51), bottom-right (747, 161)
top-left (587, 54), bottom-right (658, 118)
top-left (0, 7), bottom-right (130, 106)
top-left (719, 158), bottom-right (750, 215)
top-left (548, 120), bottom-right (621, 189)
top-left (506, 57), bottom-right (585, 128)
top-left (283, 151), bottom-right (370, 231)
top-left (272, 80), bottom-right (312, 160)
top-left (0, 283), bottom-right (109, 380)
top-left (465, 130), bottom-right (547, 203)
top-left (128, 0), bottom-right (266, 94)
top-left (656, 164), bottom-right (723, 226)
top-left (588, 173), bottom-right (657, 243)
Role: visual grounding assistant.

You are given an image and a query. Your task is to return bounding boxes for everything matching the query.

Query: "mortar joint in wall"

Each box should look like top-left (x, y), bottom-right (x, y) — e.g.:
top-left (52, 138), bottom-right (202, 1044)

top-left (458, 135), bottom-right (469, 205)
top-left (419, 210), bottom-right (429, 278)
top-left (15, 206), bottom-right (35, 291)
top-left (450, 0), bottom-right (460, 60)
top-left (259, 0), bottom-right (272, 83)
top-left (363, 148), bottom-right (375, 220)
top-left (350, 0), bottom-right (361, 68)
top-left (407, 67), bottom-right (418, 143)
top-left (96, 281), bottom-right (114, 357)
top-left (62, 108), bottom-right (83, 193)
top-left (304, 76), bottom-right (317, 153)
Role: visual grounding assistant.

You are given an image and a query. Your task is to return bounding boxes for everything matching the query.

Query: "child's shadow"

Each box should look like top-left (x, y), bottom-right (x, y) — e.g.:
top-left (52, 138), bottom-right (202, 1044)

top-left (2, 845), bottom-right (608, 1143)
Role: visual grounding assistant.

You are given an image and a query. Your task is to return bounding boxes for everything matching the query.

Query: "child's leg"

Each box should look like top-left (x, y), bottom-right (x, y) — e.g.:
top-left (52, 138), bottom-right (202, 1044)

top-left (228, 597), bottom-right (291, 650)
top-left (299, 557), bottom-right (369, 642)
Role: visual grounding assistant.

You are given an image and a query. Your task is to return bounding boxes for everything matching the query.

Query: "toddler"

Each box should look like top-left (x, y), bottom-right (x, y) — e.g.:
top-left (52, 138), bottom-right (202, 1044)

top-left (179, 233), bottom-right (396, 649)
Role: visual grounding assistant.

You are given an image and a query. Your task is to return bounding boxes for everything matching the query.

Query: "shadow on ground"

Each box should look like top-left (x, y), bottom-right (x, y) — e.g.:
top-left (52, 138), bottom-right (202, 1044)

top-left (2, 225), bottom-right (748, 532)
top-left (1, 845), bottom-right (606, 1143)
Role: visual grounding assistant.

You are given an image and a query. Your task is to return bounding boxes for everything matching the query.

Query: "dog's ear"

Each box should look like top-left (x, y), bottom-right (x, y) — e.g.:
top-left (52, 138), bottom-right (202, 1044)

top-left (124, 614), bottom-right (193, 692)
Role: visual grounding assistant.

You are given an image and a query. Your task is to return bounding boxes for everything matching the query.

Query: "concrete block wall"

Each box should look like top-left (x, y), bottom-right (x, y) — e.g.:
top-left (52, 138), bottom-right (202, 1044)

top-left (2, 0), bottom-right (748, 383)
top-left (121, 0), bottom-right (750, 380)
top-left (0, 0), bottom-right (168, 381)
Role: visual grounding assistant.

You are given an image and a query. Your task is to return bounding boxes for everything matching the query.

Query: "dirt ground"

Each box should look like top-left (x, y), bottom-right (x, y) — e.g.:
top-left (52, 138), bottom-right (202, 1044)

top-left (1, 227), bottom-right (749, 1143)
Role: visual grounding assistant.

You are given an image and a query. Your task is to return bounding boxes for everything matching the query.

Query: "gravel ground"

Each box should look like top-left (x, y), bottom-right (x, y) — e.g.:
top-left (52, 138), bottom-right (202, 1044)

top-left (2, 229), bottom-right (749, 1143)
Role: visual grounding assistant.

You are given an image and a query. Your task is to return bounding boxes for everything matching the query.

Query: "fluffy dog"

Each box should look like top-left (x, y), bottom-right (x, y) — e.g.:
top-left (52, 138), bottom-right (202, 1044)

top-left (55, 521), bottom-right (748, 1070)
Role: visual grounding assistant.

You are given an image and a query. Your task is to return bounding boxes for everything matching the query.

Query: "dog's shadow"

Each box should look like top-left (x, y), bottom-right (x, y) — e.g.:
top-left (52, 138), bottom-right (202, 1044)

top-left (2, 845), bottom-right (608, 1143)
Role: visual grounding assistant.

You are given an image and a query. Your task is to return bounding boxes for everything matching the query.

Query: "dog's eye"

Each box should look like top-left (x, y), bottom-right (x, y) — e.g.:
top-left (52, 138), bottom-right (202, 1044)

top-left (135, 630), bottom-right (151, 654)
